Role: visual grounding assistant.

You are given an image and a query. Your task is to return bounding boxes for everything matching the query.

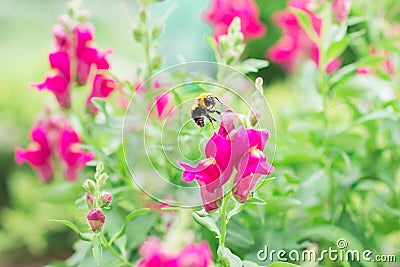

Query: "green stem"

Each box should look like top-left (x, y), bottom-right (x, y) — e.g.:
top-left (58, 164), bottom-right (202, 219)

top-left (143, 4), bottom-right (153, 80)
top-left (219, 191), bottom-right (232, 247)
top-left (101, 233), bottom-right (132, 266)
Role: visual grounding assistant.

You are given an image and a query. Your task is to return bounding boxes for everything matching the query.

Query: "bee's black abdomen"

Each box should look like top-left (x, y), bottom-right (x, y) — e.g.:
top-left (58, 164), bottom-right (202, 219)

top-left (191, 106), bottom-right (206, 128)
top-left (194, 117), bottom-right (205, 127)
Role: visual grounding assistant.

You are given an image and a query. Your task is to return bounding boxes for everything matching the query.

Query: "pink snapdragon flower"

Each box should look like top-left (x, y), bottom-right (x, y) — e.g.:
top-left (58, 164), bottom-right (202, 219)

top-left (32, 18), bottom-right (113, 109)
top-left (59, 128), bottom-right (94, 181)
top-left (332, 0), bottom-right (351, 22)
top-left (86, 73), bottom-right (118, 114)
top-left (267, 0), bottom-right (341, 73)
top-left (179, 110), bottom-right (274, 211)
top-left (204, 0), bottom-right (266, 41)
top-left (33, 51), bottom-right (71, 108)
top-left (232, 127), bottom-right (274, 202)
top-left (15, 127), bottom-right (54, 183)
top-left (15, 115), bottom-right (94, 183)
top-left (137, 237), bottom-right (213, 267)
top-left (179, 133), bottom-right (233, 212)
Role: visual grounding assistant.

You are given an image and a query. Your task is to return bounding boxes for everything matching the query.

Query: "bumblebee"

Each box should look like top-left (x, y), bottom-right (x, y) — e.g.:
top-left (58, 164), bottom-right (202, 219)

top-left (191, 93), bottom-right (221, 128)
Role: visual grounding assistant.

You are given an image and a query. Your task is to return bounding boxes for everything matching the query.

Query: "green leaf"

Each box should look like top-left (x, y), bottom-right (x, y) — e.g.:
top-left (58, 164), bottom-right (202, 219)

top-left (236, 59), bottom-right (269, 73)
top-left (326, 37), bottom-right (349, 63)
top-left (246, 197), bottom-right (267, 206)
top-left (110, 208), bottom-right (150, 244)
top-left (242, 260), bottom-right (260, 267)
top-left (265, 197), bottom-right (301, 213)
top-left (192, 211), bottom-right (221, 237)
top-left (226, 220), bottom-right (255, 249)
top-left (254, 177), bottom-right (276, 192)
top-left (91, 98), bottom-right (107, 115)
top-left (206, 35), bottom-right (218, 59)
top-left (268, 262), bottom-right (301, 267)
top-left (125, 213), bottom-right (157, 250)
top-left (49, 219), bottom-right (80, 234)
top-left (227, 202), bottom-right (245, 220)
top-left (217, 246), bottom-right (242, 267)
top-left (291, 8), bottom-right (319, 43)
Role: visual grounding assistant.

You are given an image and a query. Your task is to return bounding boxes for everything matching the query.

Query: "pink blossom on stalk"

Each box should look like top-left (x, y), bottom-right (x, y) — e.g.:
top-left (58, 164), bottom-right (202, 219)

top-left (267, 0), bottom-right (341, 73)
top-left (15, 127), bottom-right (54, 183)
top-left (137, 237), bottom-right (213, 267)
top-left (231, 126), bottom-right (274, 202)
top-left (175, 242), bottom-right (213, 267)
top-left (179, 133), bottom-right (233, 212)
top-left (86, 209), bottom-right (105, 232)
top-left (59, 128), bottom-right (94, 181)
top-left (31, 51), bottom-right (71, 108)
top-left (86, 73), bottom-right (118, 114)
top-left (332, 0), bottom-right (351, 22)
top-left (204, 0), bottom-right (266, 41)
top-left (73, 24), bottom-right (111, 85)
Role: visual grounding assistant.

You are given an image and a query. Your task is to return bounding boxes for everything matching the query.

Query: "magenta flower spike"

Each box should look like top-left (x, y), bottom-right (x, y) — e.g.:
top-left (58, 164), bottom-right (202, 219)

top-left (15, 127), bottom-right (54, 183)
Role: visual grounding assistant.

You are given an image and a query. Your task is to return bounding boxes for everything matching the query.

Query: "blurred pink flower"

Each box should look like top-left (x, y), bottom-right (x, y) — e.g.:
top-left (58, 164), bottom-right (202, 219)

top-left (86, 209), bottom-right (105, 232)
top-left (175, 242), bottom-right (213, 267)
top-left (86, 73), bottom-right (118, 114)
top-left (15, 127), bottom-right (54, 183)
top-left (59, 128), bottom-right (94, 181)
top-left (15, 115), bottom-right (94, 183)
top-left (73, 25), bottom-right (111, 85)
top-left (32, 51), bottom-right (71, 108)
top-left (204, 0), bottom-right (266, 41)
top-left (332, 0), bottom-right (351, 22)
top-left (267, 0), bottom-right (341, 73)
top-left (138, 237), bottom-right (213, 267)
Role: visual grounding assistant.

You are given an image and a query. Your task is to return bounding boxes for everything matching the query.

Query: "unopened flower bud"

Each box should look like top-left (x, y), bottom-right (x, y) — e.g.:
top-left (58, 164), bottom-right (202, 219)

top-left (85, 192), bottom-right (94, 207)
top-left (86, 209), bottom-right (105, 232)
top-left (96, 162), bottom-right (104, 174)
top-left (152, 22), bottom-right (163, 39)
top-left (97, 173), bottom-right (108, 187)
top-left (83, 179), bottom-right (97, 196)
top-left (133, 28), bottom-right (144, 42)
top-left (101, 191), bottom-right (112, 203)
top-left (139, 9), bottom-right (147, 22)
top-left (151, 54), bottom-right (162, 69)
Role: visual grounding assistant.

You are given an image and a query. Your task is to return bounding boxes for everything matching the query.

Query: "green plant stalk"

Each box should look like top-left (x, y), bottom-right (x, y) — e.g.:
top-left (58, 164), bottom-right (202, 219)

top-left (219, 191), bottom-right (232, 247)
top-left (143, 3), bottom-right (153, 80)
top-left (101, 232), bottom-right (132, 266)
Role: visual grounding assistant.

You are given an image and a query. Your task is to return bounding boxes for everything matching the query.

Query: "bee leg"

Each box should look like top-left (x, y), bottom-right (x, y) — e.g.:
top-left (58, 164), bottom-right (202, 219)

top-left (207, 109), bottom-right (221, 115)
top-left (205, 114), bottom-right (218, 129)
